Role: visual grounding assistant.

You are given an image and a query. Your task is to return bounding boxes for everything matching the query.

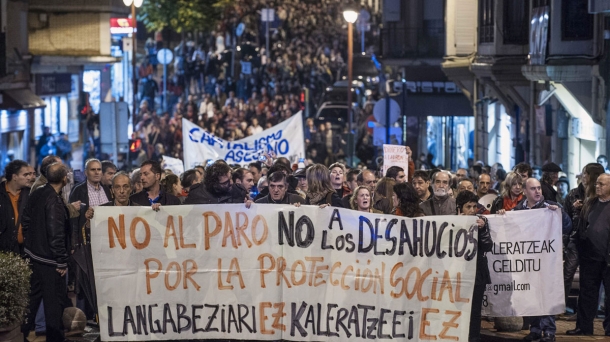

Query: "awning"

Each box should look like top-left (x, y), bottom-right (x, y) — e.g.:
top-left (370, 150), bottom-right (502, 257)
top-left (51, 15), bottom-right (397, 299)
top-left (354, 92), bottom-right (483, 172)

top-left (0, 89), bottom-right (47, 110)
top-left (393, 94), bottom-right (473, 117)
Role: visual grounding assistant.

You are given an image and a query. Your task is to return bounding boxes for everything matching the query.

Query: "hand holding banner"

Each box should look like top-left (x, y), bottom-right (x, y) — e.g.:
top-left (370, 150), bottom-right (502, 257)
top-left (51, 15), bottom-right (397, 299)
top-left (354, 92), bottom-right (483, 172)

top-left (92, 204), bottom-right (478, 341)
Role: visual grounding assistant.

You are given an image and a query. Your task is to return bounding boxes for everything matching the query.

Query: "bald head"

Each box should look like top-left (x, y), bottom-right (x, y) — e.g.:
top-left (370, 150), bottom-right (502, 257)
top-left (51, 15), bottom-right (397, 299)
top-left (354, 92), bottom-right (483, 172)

top-left (524, 178), bottom-right (542, 203)
top-left (46, 163), bottom-right (67, 185)
top-left (357, 170), bottom-right (376, 191)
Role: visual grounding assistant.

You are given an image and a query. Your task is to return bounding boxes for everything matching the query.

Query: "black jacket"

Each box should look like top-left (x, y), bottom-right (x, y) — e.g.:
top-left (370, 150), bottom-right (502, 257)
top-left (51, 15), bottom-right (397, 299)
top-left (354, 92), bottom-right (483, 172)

top-left (22, 184), bottom-right (71, 268)
top-left (101, 200), bottom-right (136, 206)
top-left (564, 184), bottom-right (585, 238)
top-left (475, 215), bottom-right (494, 285)
top-left (184, 183), bottom-right (243, 204)
top-left (255, 193), bottom-right (305, 204)
top-left (230, 183), bottom-right (248, 201)
top-left (69, 181), bottom-right (112, 245)
top-left (0, 181), bottom-right (30, 254)
top-left (541, 181), bottom-right (557, 206)
top-left (130, 190), bottom-right (181, 206)
top-left (513, 197), bottom-right (573, 236)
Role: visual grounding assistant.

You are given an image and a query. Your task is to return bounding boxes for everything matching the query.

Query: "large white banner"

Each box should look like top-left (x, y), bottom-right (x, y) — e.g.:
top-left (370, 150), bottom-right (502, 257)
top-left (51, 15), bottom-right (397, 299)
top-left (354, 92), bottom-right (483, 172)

top-left (482, 209), bottom-right (564, 316)
top-left (182, 112), bottom-right (305, 169)
top-left (92, 205), bottom-right (478, 341)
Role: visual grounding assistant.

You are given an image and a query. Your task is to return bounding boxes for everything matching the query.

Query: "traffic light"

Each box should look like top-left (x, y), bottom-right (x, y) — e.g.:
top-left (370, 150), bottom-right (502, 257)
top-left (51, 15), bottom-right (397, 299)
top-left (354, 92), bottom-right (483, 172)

top-left (129, 139), bottom-right (142, 153)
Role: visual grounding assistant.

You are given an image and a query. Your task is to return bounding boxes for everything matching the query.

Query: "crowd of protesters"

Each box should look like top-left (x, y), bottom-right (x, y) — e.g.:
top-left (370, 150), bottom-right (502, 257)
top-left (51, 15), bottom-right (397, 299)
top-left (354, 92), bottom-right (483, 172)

top-left (129, 0), bottom-right (381, 167)
top-left (3, 148), bottom-right (610, 341)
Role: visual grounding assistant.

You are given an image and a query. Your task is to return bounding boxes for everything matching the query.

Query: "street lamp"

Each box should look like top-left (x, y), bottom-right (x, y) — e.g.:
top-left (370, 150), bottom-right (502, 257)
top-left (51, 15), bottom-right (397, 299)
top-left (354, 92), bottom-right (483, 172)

top-left (124, 0), bottom-right (142, 124)
top-left (343, 6), bottom-right (358, 167)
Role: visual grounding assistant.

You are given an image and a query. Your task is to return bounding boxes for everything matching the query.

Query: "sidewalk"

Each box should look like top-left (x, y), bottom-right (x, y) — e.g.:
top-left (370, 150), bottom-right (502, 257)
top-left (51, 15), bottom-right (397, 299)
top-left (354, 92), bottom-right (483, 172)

top-left (481, 317), bottom-right (610, 341)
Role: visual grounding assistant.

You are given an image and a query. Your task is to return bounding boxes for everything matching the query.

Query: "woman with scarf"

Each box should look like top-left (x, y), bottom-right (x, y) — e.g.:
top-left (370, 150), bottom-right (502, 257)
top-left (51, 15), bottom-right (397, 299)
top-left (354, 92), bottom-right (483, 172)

top-left (304, 164), bottom-right (344, 208)
top-left (490, 172), bottom-right (523, 214)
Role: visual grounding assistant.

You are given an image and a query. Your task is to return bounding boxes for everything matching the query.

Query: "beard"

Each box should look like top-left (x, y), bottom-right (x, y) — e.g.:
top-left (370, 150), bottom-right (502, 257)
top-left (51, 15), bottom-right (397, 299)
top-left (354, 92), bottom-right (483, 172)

top-left (210, 182), bottom-right (231, 196)
top-left (434, 188), bottom-right (448, 198)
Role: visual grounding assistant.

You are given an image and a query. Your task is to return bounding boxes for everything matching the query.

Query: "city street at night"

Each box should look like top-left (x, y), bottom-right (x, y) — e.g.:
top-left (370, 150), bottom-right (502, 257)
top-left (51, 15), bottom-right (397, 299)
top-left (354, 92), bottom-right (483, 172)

top-left (1, 0), bottom-right (610, 342)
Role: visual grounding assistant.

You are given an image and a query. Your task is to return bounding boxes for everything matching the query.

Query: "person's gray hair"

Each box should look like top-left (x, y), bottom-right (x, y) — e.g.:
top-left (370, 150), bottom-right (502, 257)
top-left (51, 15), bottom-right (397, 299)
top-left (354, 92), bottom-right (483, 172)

top-left (431, 170), bottom-right (451, 182)
top-left (111, 171), bottom-right (131, 186)
top-left (257, 176), bottom-right (268, 188)
top-left (85, 158), bottom-right (101, 170)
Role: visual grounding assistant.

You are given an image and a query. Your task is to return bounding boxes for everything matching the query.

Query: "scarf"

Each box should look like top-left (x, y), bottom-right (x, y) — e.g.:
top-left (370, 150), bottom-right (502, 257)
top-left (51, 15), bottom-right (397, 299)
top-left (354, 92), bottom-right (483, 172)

top-left (503, 193), bottom-right (523, 211)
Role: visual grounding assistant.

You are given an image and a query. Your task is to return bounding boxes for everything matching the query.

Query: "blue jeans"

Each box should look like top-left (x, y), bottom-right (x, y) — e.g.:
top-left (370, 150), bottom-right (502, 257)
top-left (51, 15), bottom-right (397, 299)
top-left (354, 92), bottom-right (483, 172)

top-left (35, 301), bottom-right (45, 332)
top-left (530, 315), bottom-right (556, 335)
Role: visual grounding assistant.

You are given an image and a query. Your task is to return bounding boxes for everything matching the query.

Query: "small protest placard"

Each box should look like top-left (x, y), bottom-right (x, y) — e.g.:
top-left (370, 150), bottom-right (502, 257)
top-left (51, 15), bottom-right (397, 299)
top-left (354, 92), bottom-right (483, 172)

top-left (383, 144), bottom-right (409, 178)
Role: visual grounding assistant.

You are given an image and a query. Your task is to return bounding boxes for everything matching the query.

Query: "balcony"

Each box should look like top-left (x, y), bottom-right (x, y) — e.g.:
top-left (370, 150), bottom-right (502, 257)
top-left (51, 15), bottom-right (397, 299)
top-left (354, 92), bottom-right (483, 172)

top-left (378, 26), bottom-right (445, 59)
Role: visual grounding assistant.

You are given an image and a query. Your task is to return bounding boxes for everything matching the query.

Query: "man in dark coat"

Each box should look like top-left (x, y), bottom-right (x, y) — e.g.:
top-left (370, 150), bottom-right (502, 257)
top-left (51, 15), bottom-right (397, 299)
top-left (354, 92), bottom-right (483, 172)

top-left (21, 163), bottom-right (71, 342)
top-left (567, 174), bottom-right (610, 336)
top-left (102, 172), bottom-right (136, 207)
top-left (455, 191), bottom-right (493, 342)
top-left (69, 158), bottom-right (112, 244)
top-left (540, 162), bottom-right (561, 205)
top-left (255, 172), bottom-right (304, 204)
top-left (185, 161), bottom-right (243, 204)
top-left (515, 178), bottom-right (572, 342)
top-left (130, 160), bottom-right (181, 206)
top-left (0, 160), bottom-right (33, 254)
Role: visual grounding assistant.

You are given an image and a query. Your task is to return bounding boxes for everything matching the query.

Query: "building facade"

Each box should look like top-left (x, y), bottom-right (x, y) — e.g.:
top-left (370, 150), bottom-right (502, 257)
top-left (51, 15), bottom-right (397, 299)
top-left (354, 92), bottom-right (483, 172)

top-left (443, 0), bottom-right (608, 186)
top-left (379, 0), bottom-right (474, 170)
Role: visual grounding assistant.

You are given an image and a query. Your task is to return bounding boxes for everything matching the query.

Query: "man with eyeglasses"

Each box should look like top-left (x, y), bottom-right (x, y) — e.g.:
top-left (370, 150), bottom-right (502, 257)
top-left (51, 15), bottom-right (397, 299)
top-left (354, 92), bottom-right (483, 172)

top-left (420, 170), bottom-right (456, 216)
top-left (255, 172), bottom-right (304, 204)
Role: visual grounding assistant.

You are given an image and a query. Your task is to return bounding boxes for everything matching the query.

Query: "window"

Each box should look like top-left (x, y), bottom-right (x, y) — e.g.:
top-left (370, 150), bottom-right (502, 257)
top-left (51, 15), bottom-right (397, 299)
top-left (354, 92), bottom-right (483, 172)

top-left (479, 0), bottom-right (495, 43)
top-left (503, 0), bottom-right (529, 44)
top-left (562, 0), bottom-right (593, 40)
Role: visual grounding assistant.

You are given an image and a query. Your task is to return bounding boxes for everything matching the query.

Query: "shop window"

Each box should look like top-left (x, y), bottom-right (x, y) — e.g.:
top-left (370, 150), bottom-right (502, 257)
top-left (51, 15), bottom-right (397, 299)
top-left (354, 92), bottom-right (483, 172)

top-left (503, 0), bottom-right (529, 45)
top-left (479, 0), bottom-right (495, 43)
top-left (83, 70), bottom-right (101, 113)
top-left (34, 108), bottom-right (43, 138)
top-left (59, 96), bottom-right (68, 134)
top-left (562, 0), bottom-right (593, 40)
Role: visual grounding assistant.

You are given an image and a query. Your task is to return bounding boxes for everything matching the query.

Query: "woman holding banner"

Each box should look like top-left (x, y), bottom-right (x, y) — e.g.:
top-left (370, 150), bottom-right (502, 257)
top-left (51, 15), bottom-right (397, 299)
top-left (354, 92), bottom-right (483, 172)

top-left (349, 186), bottom-right (381, 213)
top-left (304, 164), bottom-right (344, 207)
top-left (456, 191), bottom-right (494, 342)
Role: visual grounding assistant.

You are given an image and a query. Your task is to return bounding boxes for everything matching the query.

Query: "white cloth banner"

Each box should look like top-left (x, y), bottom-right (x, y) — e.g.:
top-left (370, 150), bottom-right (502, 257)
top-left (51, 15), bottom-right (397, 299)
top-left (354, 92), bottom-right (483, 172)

top-left (482, 209), bottom-right (565, 316)
top-left (182, 112), bottom-right (305, 169)
top-left (92, 205), bottom-right (478, 341)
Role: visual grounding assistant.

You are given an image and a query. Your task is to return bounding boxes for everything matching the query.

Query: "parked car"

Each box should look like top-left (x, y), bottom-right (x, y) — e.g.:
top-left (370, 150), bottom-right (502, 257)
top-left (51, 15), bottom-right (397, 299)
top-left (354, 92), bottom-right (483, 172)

top-left (314, 102), bottom-right (350, 131)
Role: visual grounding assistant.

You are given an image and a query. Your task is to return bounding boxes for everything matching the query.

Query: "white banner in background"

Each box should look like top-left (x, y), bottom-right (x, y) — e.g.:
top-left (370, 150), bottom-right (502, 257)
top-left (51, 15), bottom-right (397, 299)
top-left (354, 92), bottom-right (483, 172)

top-left (482, 209), bottom-right (564, 317)
top-left (92, 205), bottom-right (478, 341)
top-left (162, 155), bottom-right (185, 176)
top-left (182, 112), bottom-right (305, 168)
